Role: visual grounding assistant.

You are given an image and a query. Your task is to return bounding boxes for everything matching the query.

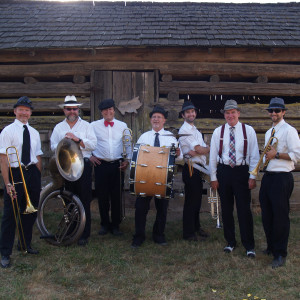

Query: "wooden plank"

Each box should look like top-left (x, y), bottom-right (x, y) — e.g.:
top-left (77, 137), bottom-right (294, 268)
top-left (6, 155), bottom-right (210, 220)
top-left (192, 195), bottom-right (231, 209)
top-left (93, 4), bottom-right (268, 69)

top-left (0, 82), bottom-right (90, 97)
top-left (1, 47), bottom-right (300, 63)
top-left (2, 61), bottom-right (300, 80)
top-left (143, 71), bottom-right (156, 134)
top-left (0, 97), bottom-right (90, 112)
top-left (159, 81), bottom-right (300, 96)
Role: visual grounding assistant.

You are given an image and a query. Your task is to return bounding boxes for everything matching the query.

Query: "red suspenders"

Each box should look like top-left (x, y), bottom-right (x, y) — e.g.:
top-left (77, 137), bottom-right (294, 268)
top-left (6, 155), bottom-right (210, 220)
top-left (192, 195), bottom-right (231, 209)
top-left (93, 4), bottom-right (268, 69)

top-left (218, 123), bottom-right (248, 162)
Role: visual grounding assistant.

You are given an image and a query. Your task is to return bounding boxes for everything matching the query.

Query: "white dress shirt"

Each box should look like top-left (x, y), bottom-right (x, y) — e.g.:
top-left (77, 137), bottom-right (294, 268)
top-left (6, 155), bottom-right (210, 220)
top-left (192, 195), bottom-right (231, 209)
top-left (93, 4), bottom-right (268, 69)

top-left (179, 121), bottom-right (208, 173)
top-left (210, 121), bottom-right (259, 181)
top-left (265, 119), bottom-right (300, 172)
top-left (0, 119), bottom-right (43, 168)
top-left (137, 128), bottom-right (183, 161)
top-left (51, 117), bottom-right (97, 158)
top-left (91, 118), bottom-right (131, 161)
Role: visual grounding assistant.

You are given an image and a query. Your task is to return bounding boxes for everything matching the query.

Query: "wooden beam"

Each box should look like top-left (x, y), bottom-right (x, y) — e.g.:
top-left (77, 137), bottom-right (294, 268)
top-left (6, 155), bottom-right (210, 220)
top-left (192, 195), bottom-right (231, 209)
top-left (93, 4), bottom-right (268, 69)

top-left (1, 47), bottom-right (300, 63)
top-left (1, 61), bottom-right (300, 80)
top-left (159, 81), bottom-right (300, 96)
top-left (0, 82), bottom-right (90, 97)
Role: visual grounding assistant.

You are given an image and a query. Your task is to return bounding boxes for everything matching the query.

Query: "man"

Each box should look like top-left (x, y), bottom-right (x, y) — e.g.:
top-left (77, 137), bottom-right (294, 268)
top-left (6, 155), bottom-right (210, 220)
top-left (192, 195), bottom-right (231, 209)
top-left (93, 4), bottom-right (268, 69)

top-left (132, 106), bottom-right (181, 248)
top-left (90, 99), bottom-right (130, 236)
top-left (0, 96), bottom-right (43, 268)
top-left (209, 99), bottom-right (259, 258)
top-left (259, 97), bottom-right (300, 268)
top-left (179, 101), bottom-right (210, 241)
top-left (50, 95), bottom-right (97, 246)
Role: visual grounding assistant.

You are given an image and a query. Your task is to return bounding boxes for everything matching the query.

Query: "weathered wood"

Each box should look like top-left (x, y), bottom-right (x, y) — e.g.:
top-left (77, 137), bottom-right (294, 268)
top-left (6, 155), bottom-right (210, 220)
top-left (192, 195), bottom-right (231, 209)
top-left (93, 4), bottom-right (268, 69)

top-left (209, 74), bottom-right (220, 83)
top-left (160, 81), bottom-right (300, 96)
top-left (0, 97), bottom-right (90, 112)
top-left (161, 74), bottom-right (172, 82)
top-left (0, 82), bottom-right (90, 97)
top-left (1, 47), bottom-right (300, 64)
top-left (2, 61), bottom-right (300, 80)
top-left (254, 75), bottom-right (268, 83)
top-left (73, 75), bottom-right (86, 84)
top-left (24, 77), bottom-right (38, 84)
top-left (167, 91), bottom-right (179, 101)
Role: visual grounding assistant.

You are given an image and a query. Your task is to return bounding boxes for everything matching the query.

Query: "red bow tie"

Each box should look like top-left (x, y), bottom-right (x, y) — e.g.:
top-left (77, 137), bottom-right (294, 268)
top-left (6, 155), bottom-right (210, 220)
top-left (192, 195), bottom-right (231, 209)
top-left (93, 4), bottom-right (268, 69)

top-left (104, 120), bottom-right (114, 127)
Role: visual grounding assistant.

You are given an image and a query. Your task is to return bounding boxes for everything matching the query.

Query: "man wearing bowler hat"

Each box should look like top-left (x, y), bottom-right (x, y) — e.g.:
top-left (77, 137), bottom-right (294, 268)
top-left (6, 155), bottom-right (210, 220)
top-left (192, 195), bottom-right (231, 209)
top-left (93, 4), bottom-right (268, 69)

top-left (90, 99), bottom-right (131, 236)
top-left (51, 95), bottom-right (97, 246)
top-left (259, 97), bottom-right (300, 268)
top-left (131, 106), bottom-right (181, 248)
top-left (178, 101), bottom-right (210, 241)
top-left (0, 96), bottom-right (43, 268)
top-left (209, 99), bottom-right (259, 258)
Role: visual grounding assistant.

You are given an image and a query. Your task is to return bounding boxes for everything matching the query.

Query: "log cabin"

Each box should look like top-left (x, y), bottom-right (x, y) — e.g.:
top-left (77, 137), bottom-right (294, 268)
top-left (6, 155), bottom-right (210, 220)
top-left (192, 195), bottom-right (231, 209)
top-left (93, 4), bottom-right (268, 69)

top-left (0, 0), bottom-right (299, 209)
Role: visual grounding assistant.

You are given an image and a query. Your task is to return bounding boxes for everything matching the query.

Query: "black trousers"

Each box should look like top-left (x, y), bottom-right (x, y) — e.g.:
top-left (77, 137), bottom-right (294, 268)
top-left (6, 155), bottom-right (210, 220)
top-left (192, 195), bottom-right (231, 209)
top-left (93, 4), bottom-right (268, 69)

top-left (0, 165), bottom-right (41, 256)
top-left (133, 196), bottom-right (169, 244)
top-left (182, 164), bottom-right (203, 239)
top-left (65, 159), bottom-right (92, 240)
top-left (94, 160), bottom-right (123, 230)
top-left (217, 164), bottom-right (254, 250)
top-left (259, 172), bottom-right (294, 258)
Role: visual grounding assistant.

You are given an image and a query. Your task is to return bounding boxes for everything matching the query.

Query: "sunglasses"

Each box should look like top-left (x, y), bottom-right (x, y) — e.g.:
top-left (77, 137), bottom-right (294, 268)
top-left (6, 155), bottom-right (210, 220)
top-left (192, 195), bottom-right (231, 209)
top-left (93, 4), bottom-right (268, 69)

top-left (268, 109), bottom-right (282, 113)
top-left (65, 107), bottom-right (79, 111)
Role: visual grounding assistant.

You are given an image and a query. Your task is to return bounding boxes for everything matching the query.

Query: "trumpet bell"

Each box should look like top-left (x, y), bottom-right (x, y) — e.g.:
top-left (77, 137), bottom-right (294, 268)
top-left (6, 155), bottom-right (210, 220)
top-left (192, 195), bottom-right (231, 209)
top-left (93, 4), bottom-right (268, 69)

top-left (55, 138), bottom-right (84, 182)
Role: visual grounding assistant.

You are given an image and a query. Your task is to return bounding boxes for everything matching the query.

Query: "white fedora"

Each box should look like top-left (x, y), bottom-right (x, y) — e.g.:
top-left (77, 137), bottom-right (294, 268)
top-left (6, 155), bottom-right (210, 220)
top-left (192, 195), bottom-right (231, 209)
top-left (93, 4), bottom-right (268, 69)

top-left (58, 95), bottom-right (83, 108)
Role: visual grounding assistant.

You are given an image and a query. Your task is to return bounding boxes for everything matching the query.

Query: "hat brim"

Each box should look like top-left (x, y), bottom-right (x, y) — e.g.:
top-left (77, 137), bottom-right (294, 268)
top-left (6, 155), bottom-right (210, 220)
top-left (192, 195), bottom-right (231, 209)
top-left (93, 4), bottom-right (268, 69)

top-left (59, 103), bottom-right (83, 108)
top-left (220, 107), bottom-right (240, 114)
top-left (266, 106), bottom-right (287, 110)
top-left (14, 103), bottom-right (34, 110)
top-left (181, 105), bottom-right (197, 114)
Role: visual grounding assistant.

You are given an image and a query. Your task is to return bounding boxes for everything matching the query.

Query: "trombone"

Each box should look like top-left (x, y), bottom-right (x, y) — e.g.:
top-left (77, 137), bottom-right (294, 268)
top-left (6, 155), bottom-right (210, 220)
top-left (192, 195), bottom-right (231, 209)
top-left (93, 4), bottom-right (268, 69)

top-left (249, 136), bottom-right (278, 176)
top-left (6, 146), bottom-right (38, 252)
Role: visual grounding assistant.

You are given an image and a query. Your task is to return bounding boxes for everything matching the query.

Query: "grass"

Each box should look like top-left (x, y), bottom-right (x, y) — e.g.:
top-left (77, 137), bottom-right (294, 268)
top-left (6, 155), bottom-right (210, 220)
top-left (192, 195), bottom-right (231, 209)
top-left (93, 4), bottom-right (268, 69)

top-left (1, 205), bottom-right (300, 300)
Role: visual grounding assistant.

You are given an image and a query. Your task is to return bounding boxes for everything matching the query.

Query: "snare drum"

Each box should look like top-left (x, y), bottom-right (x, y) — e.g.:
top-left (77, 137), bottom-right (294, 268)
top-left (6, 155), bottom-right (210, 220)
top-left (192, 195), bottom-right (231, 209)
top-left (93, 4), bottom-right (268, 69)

top-left (129, 144), bottom-right (176, 199)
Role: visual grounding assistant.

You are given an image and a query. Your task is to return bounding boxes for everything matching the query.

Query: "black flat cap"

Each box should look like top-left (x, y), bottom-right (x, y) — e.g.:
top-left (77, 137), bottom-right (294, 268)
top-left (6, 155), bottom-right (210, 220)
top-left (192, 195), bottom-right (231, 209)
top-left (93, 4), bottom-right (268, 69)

top-left (13, 96), bottom-right (34, 110)
top-left (149, 105), bottom-right (168, 119)
top-left (181, 101), bottom-right (197, 114)
top-left (98, 99), bottom-right (115, 111)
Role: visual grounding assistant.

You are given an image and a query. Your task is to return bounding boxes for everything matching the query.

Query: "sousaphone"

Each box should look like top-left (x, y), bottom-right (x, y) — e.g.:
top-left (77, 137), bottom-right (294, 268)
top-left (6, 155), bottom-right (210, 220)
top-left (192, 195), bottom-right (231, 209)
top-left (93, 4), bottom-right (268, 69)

top-left (37, 138), bottom-right (86, 246)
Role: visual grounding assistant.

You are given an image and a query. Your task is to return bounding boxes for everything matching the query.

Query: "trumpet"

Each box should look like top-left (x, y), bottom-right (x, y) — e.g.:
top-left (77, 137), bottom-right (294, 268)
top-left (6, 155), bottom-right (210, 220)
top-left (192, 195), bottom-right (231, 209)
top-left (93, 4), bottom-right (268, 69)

top-left (208, 188), bottom-right (222, 229)
top-left (249, 136), bottom-right (278, 177)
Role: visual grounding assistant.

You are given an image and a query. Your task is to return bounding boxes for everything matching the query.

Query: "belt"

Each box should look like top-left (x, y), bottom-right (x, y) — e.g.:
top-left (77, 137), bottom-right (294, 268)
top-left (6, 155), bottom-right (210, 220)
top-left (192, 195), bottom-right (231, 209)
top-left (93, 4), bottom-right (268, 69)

top-left (264, 171), bottom-right (285, 175)
top-left (12, 164), bottom-right (35, 171)
top-left (100, 159), bottom-right (121, 164)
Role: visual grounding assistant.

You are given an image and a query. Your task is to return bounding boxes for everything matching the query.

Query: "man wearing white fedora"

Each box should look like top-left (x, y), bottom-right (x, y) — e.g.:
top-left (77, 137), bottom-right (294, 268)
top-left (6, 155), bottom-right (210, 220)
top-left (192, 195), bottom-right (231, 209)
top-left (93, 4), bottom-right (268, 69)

top-left (50, 95), bottom-right (97, 246)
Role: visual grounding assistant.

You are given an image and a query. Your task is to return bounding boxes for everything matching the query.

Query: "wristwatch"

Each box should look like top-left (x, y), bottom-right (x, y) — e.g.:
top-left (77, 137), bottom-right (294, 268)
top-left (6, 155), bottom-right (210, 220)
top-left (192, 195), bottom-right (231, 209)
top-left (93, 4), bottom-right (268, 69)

top-left (275, 152), bottom-right (280, 159)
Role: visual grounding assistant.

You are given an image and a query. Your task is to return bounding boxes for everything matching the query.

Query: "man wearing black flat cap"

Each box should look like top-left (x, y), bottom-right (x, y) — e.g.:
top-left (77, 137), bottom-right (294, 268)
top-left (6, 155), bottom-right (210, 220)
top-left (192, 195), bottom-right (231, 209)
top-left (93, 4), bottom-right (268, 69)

top-left (90, 99), bottom-right (131, 236)
top-left (178, 101), bottom-right (210, 241)
top-left (209, 99), bottom-right (259, 258)
top-left (0, 96), bottom-right (43, 268)
top-left (51, 95), bottom-right (97, 246)
top-left (131, 105), bottom-right (181, 248)
top-left (259, 97), bottom-right (300, 268)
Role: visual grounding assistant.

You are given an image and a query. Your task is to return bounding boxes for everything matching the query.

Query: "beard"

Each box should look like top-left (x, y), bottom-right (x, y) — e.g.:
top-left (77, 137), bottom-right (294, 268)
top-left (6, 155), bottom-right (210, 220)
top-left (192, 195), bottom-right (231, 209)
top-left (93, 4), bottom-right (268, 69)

top-left (67, 115), bottom-right (79, 122)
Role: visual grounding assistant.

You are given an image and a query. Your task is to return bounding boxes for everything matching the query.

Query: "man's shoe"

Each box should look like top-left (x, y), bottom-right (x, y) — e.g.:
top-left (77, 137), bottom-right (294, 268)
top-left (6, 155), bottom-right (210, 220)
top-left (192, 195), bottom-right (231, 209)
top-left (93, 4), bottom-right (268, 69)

top-left (26, 247), bottom-right (39, 255)
top-left (197, 228), bottom-right (209, 238)
top-left (98, 227), bottom-right (109, 235)
top-left (155, 241), bottom-right (167, 246)
top-left (112, 229), bottom-right (123, 236)
top-left (224, 245), bottom-right (235, 253)
top-left (0, 256), bottom-right (10, 268)
top-left (271, 256), bottom-right (286, 269)
top-left (184, 235), bottom-right (198, 242)
top-left (246, 249), bottom-right (256, 258)
top-left (77, 239), bottom-right (88, 246)
top-left (262, 248), bottom-right (272, 256)
top-left (131, 240), bottom-right (142, 249)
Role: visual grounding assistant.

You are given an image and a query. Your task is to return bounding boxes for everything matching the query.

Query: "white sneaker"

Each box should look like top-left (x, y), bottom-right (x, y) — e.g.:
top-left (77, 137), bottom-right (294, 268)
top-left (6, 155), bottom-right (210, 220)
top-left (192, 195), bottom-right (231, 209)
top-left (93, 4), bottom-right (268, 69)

top-left (247, 250), bottom-right (256, 258)
top-left (224, 245), bottom-right (235, 253)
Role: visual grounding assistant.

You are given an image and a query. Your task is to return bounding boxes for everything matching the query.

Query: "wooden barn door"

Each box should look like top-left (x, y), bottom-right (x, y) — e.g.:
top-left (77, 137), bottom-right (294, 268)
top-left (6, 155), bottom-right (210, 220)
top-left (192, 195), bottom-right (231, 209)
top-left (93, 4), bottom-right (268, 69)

top-left (91, 70), bottom-right (158, 143)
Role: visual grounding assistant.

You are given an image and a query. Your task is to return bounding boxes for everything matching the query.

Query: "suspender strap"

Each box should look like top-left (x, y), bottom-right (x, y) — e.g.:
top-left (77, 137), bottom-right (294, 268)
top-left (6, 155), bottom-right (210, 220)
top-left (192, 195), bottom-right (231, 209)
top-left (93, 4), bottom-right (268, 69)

top-left (218, 123), bottom-right (248, 162)
top-left (218, 124), bottom-right (225, 159)
top-left (242, 123), bottom-right (247, 161)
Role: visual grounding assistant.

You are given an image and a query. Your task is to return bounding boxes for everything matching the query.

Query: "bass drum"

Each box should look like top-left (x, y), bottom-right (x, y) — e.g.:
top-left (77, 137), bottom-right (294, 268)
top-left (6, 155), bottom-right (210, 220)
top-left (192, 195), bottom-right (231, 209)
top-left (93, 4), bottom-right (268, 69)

top-left (37, 183), bottom-right (86, 246)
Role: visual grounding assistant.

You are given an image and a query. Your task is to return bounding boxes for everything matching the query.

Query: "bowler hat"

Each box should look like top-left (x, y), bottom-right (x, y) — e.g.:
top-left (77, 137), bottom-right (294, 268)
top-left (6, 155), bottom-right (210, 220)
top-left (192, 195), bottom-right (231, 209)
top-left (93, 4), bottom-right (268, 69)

top-left (220, 99), bottom-right (240, 114)
top-left (181, 101), bottom-right (197, 114)
top-left (13, 96), bottom-right (34, 110)
top-left (149, 105), bottom-right (168, 119)
top-left (58, 95), bottom-right (82, 108)
top-left (98, 99), bottom-right (115, 111)
top-left (266, 97), bottom-right (287, 110)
